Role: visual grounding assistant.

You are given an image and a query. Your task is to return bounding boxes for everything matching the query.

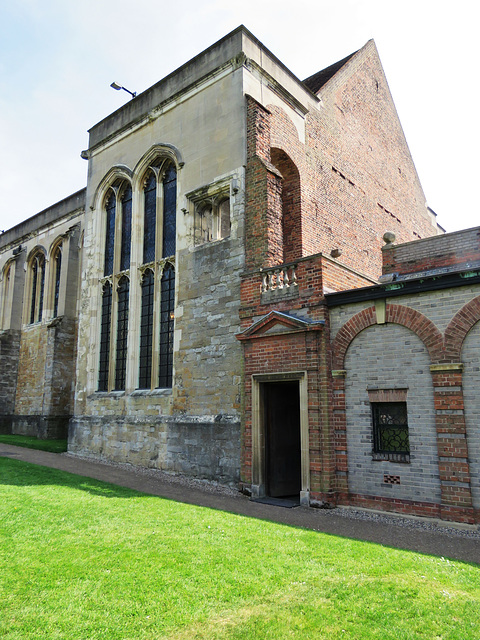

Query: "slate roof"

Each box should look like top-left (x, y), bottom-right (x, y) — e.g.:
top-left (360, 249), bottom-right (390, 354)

top-left (303, 51), bottom-right (357, 93)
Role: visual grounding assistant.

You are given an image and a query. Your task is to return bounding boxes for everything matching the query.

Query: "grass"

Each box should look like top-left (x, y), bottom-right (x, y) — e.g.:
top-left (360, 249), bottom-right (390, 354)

top-left (0, 434), bottom-right (68, 453)
top-left (0, 458), bottom-right (479, 640)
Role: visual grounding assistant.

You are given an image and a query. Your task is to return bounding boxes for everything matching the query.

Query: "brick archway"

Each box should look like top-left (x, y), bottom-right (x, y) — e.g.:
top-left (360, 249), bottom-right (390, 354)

top-left (444, 295), bottom-right (480, 361)
top-left (332, 303), bottom-right (443, 369)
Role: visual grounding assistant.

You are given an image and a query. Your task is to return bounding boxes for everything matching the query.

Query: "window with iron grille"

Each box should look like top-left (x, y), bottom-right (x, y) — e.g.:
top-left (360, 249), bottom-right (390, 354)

top-left (371, 402), bottom-right (410, 463)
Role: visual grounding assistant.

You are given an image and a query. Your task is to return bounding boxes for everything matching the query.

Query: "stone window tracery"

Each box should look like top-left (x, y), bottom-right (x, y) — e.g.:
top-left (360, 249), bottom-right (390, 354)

top-left (29, 252), bottom-right (46, 324)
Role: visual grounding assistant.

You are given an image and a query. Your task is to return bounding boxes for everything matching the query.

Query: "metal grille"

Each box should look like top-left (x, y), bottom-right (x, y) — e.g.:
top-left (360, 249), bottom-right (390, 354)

top-left (372, 402), bottom-right (410, 457)
top-left (162, 166), bottom-right (176, 258)
top-left (138, 270), bottom-right (154, 389)
top-left (158, 265), bottom-right (175, 388)
top-left (114, 277), bottom-right (129, 390)
top-left (53, 248), bottom-right (62, 318)
top-left (120, 186), bottom-right (132, 272)
top-left (104, 192), bottom-right (116, 276)
top-left (143, 173), bottom-right (156, 264)
top-left (98, 282), bottom-right (112, 391)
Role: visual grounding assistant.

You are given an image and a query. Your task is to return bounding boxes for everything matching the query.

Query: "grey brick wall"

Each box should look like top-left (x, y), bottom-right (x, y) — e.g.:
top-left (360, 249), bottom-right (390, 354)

top-left (461, 320), bottom-right (480, 509)
top-left (344, 323), bottom-right (441, 503)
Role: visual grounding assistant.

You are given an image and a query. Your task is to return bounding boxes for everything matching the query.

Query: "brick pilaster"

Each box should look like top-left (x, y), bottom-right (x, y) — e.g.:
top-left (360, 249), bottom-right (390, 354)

top-left (430, 364), bottom-right (475, 523)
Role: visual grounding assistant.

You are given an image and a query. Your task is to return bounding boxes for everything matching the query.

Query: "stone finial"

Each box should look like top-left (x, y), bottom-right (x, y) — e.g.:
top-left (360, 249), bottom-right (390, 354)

top-left (383, 231), bottom-right (396, 245)
top-left (330, 248), bottom-right (342, 258)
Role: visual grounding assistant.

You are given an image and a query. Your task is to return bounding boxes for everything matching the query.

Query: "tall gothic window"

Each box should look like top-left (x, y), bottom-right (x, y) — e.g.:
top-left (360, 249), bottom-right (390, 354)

top-left (98, 282), bottom-right (112, 392)
top-left (98, 181), bottom-right (132, 391)
top-left (158, 264), bottom-right (175, 388)
top-left (137, 162), bottom-right (177, 390)
top-left (139, 269), bottom-right (154, 389)
top-left (29, 252), bottom-right (46, 324)
top-left (53, 246), bottom-right (62, 318)
top-left (114, 276), bottom-right (129, 390)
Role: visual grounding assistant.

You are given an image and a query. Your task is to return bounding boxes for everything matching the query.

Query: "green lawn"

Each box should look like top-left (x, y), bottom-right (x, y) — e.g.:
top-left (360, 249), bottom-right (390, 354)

top-left (0, 434), bottom-right (68, 453)
top-left (0, 458), bottom-right (478, 640)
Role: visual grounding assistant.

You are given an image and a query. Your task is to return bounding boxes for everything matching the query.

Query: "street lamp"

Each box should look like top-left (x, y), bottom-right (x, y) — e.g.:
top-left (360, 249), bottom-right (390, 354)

top-left (110, 82), bottom-right (137, 99)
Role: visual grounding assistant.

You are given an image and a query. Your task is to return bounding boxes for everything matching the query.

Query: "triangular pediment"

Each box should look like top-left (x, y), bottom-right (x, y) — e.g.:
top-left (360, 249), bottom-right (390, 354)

top-left (237, 311), bottom-right (323, 340)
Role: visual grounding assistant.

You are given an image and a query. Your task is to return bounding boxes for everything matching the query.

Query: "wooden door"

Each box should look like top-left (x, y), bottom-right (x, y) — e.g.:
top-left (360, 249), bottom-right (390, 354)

top-left (264, 381), bottom-right (301, 498)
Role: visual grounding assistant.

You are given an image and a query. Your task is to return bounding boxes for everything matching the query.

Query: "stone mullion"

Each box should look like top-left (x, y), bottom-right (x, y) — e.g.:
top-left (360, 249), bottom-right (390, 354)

top-left (430, 364), bottom-right (474, 523)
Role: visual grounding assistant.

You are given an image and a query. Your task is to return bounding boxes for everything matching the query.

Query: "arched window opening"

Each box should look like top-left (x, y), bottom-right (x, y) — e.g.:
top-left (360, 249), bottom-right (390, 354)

top-left (194, 196), bottom-right (231, 246)
top-left (162, 165), bottom-right (177, 258)
top-left (158, 264), bottom-right (175, 388)
top-left (1, 263), bottom-right (12, 330)
top-left (270, 148), bottom-right (301, 264)
top-left (114, 276), bottom-right (129, 391)
top-left (143, 172), bottom-right (157, 264)
top-left (120, 185), bottom-right (132, 271)
top-left (29, 253), bottom-right (46, 324)
top-left (98, 282), bottom-right (113, 392)
top-left (53, 246), bottom-right (62, 318)
top-left (138, 269), bottom-right (154, 389)
top-left (104, 191), bottom-right (116, 276)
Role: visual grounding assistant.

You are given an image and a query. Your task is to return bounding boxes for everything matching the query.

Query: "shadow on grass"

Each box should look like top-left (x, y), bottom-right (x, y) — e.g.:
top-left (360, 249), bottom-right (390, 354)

top-left (0, 456), bottom-right (139, 499)
top-left (0, 434), bottom-right (68, 453)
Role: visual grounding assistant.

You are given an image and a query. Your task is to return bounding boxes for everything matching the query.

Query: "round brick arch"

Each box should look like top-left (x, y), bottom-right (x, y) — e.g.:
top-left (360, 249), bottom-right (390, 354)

top-left (332, 303), bottom-right (444, 369)
top-left (444, 295), bottom-right (480, 362)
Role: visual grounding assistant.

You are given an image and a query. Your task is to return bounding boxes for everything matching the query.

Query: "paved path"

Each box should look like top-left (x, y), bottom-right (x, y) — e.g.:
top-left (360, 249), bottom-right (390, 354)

top-left (1, 443), bottom-right (479, 564)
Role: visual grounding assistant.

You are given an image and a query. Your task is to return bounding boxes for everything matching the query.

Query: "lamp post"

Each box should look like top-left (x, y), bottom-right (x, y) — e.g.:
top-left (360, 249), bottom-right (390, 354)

top-left (110, 82), bottom-right (137, 98)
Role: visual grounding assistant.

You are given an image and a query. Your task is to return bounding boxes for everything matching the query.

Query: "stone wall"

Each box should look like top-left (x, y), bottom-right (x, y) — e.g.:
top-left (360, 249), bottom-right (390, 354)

top-left (0, 329), bottom-right (20, 432)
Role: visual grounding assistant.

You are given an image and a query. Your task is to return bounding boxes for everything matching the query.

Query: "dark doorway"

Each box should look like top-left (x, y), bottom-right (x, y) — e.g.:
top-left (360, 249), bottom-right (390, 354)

top-left (263, 381), bottom-right (301, 498)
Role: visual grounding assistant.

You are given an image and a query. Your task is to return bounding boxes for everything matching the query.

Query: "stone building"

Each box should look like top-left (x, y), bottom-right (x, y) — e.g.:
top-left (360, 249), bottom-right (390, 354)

top-left (2, 26), bottom-right (478, 524)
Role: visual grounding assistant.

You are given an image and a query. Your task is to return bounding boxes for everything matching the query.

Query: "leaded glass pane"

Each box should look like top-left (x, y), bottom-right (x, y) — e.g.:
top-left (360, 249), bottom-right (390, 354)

top-left (37, 256), bottom-right (45, 322)
top-left (53, 248), bottom-right (62, 318)
top-left (30, 260), bottom-right (38, 324)
top-left (158, 265), bottom-right (175, 388)
top-left (138, 270), bottom-right (154, 389)
top-left (104, 192), bottom-right (116, 276)
top-left (98, 282), bottom-right (112, 391)
top-left (114, 277), bottom-right (129, 391)
top-left (162, 166), bottom-right (176, 258)
top-left (120, 186), bottom-right (132, 272)
top-left (372, 403), bottom-right (410, 454)
top-left (143, 173), bottom-right (156, 264)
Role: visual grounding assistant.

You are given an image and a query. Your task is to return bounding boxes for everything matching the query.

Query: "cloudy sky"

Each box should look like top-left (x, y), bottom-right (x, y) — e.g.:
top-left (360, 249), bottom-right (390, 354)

top-left (0, 0), bottom-right (478, 233)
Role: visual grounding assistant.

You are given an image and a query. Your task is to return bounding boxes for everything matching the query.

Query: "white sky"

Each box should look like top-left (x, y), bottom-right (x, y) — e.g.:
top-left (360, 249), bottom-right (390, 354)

top-left (0, 0), bottom-right (478, 234)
